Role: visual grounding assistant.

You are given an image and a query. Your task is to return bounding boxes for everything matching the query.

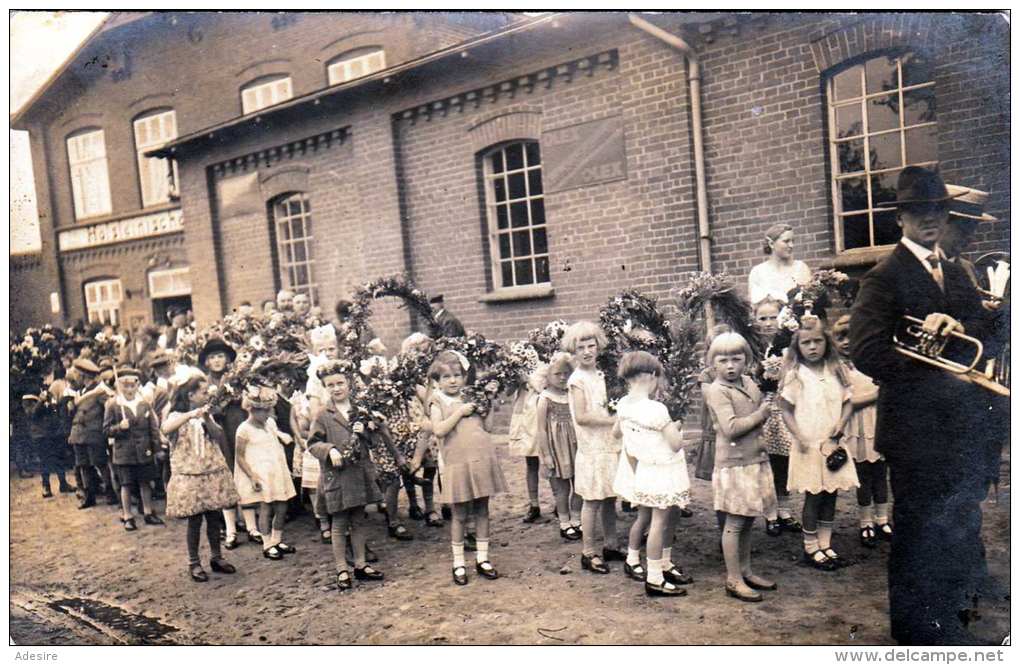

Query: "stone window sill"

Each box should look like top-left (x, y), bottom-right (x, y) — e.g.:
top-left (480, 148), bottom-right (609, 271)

top-left (478, 284), bottom-right (554, 303)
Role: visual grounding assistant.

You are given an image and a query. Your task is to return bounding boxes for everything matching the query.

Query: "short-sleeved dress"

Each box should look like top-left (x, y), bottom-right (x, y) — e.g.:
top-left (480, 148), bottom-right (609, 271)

top-left (165, 416), bottom-right (241, 519)
top-left (568, 368), bottom-right (620, 501)
top-left (538, 390), bottom-right (577, 480)
top-left (431, 392), bottom-right (508, 504)
top-left (747, 259), bottom-right (812, 305)
top-left (616, 394), bottom-right (690, 510)
top-left (508, 386), bottom-right (541, 457)
top-left (234, 418), bottom-right (297, 505)
top-left (842, 361), bottom-right (881, 463)
top-left (782, 364), bottom-right (859, 494)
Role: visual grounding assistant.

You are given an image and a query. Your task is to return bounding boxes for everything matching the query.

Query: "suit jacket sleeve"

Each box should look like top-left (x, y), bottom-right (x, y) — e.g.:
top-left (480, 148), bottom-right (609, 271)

top-left (103, 400), bottom-right (124, 439)
top-left (849, 267), bottom-right (913, 383)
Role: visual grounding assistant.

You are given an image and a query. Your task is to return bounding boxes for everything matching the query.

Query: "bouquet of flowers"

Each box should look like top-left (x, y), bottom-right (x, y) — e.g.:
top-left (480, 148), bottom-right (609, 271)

top-left (526, 319), bottom-right (568, 361)
top-left (673, 271), bottom-right (760, 350)
top-left (786, 269), bottom-right (855, 320)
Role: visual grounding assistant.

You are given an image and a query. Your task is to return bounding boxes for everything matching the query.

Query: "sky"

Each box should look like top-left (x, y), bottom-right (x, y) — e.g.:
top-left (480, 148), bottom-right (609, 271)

top-left (10, 11), bottom-right (108, 254)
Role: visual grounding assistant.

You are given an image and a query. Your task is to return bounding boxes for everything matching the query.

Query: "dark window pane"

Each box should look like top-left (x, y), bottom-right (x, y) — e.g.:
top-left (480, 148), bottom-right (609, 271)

top-left (512, 230), bottom-right (531, 257)
top-left (497, 233), bottom-right (511, 260)
top-left (903, 86), bottom-right (936, 126)
top-left (500, 261), bottom-right (513, 287)
top-left (832, 66), bottom-right (861, 102)
top-left (490, 150), bottom-right (504, 174)
top-left (865, 55), bottom-right (897, 95)
top-left (868, 132), bottom-right (902, 171)
top-left (535, 256), bottom-right (550, 283)
top-left (493, 177), bottom-right (506, 202)
top-left (867, 94), bottom-right (900, 133)
top-left (835, 104), bottom-right (863, 137)
top-left (302, 198), bottom-right (311, 214)
top-left (295, 264), bottom-right (309, 287)
top-left (900, 51), bottom-right (934, 88)
top-left (870, 171), bottom-right (900, 208)
top-left (290, 198), bottom-right (303, 217)
top-left (514, 259), bottom-right (534, 285)
top-left (505, 144), bottom-right (524, 171)
top-left (287, 267), bottom-right (297, 288)
top-left (508, 172), bottom-right (527, 200)
top-left (525, 142), bottom-right (541, 167)
top-left (530, 198), bottom-right (546, 226)
top-left (836, 139), bottom-right (867, 175)
top-left (291, 218), bottom-right (306, 240)
top-left (873, 208), bottom-right (902, 246)
top-left (839, 177), bottom-right (869, 213)
top-left (532, 227), bottom-right (548, 254)
top-left (281, 240), bottom-right (295, 264)
top-left (842, 214), bottom-right (871, 250)
top-left (293, 242), bottom-right (307, 263)
top-left (527, 168), bottom-right (543, 196)
top-left (496, 205), bottom-right (509, 230)
top-left (904, 125), bottom-right (937, 164)
top-left (510, 201), bottom-right (529, 228)
top-left (277, 220), bottom-right (291, 242)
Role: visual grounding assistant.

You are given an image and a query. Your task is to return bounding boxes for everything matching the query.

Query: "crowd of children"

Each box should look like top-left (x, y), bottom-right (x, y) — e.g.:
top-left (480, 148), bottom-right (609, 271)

top-left (15, 281), bottom-right (891, 604)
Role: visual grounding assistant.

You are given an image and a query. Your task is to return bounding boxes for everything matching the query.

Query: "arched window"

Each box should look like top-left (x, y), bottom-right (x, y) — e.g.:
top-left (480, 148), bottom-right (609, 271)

top-left (269, 192), bottom-right (317, 304)
top-left (327, 47), bottom-right (386, 85)
top-left (241, 74), bottom-right (293, 114)
top-left (481, 141), bottom-right (549, 288)
top-left (827, 50), bottom-right (937, 252)
top-left (83, 278), bottom-right (122, 325)
top-left (67, 128), bottom-right (112, 220)
top-left (133, 108), bottom-right (178, 207)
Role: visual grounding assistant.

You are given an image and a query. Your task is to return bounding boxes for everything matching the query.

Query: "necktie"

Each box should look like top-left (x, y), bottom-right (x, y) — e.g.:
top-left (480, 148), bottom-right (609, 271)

top-left (925, 255), bottom-right (945, 292)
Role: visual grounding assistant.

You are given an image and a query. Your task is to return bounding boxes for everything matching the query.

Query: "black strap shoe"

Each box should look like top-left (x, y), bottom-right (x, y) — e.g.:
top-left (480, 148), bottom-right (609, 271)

top-left (263, 546), bottom-right (283, 560)
top-left (143, 513), bottom-right (165, 526)
top-left (602, 547), bottom-right (626, 562)
top-left (765, 520), bottom-right (782, 537)
top-left (122, 517), bottom-right (138, 531)
top-left (624, 561), bottom-right (646, 581)
top-left (663, 566), bottom-right (694, 585)
top-left (475, 560), bottom-right (499, 580)
top-left (522, 506), bottom-right (541, 523)
top-left (581, 554), bottom-right (610, 574)
top-left (646, 580), bottom-right (687, 597)
top-left (336, 570), bottom-right (352, 591)
top-left (276, 542), bottom-right (296, 554)
top-left (189, 564), bottom-right (208, 583)
top-left (354, 565), bottom-right (384, 581)
top-left (452, 566), bottom-right (468, 586)
top-left (210, 558), bottom-right (236, 574)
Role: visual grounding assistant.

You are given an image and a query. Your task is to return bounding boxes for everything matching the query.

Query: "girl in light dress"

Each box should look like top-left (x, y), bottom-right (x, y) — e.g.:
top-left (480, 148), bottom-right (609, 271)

top-left (563, 321), bottom-right (622, 575)
top-left (747, 224), bottom-right (812, 305)
top-left (234, 383), bottom-right (297, 560)
top-left (402, 333), bottom-right (443, 528)
top-left (428, 351), bottom-right (508, 586)
top-left (614, 351), bottom-right (693, 598)
top-left (831, 315), bottom-right (890, 548)
top-left (508, 364), bottom-right (548, 523)
top-left (534, 352), bottom-right (582, 540)
top-left (779, 318), bottom-right (857, 571)
top-left (703, 332), bottom-right (778, 603)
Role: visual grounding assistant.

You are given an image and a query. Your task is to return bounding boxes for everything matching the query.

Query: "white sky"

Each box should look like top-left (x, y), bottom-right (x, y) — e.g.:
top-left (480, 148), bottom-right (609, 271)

top-left (10, 11), bottom-right (108, 254)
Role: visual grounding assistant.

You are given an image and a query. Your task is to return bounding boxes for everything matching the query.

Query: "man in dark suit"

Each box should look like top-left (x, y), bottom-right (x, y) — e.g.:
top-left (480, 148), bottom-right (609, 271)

top-left (429, 295), bottom-right (466, 338)
top-left (850, 167), bottom-right (999, 645)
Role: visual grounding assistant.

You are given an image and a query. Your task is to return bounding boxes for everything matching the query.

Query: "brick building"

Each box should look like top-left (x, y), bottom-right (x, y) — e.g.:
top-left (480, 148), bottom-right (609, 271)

top-left (11, 12), bottom-right (1010, 353)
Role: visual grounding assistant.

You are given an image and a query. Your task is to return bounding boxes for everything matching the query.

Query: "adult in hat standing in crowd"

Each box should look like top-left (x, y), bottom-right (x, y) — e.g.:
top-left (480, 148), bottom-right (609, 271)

top-left (22, 393), bottom-right (74, 498)
top-left (103, 365), bottom-right (165, 531)
top-left (937, 185), bottom-right (1004, 301)
top-left (850, 167), bottom-right (999, 645)
top-left (68, 358), bottom-right (118, 508)
top-left (159, 305), bottom-right (190, 350)
top-left (429, 294), bottom-right (466, 338)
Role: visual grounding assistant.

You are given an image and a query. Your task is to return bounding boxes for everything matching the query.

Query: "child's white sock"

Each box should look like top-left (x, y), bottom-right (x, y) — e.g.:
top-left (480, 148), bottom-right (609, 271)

top-left (874, 503), bottom-right (890, 525)
top-left (560, 521), bottom-right (571, 531)
top-left (803, 529), bottom-right (820, 553)
top-left (476, 539), bottom-right (490, 563)
top-left (569, 519), bottom-right (581, 529)
top-left (270, 528), bottom-right (283, 548)
top-left (242, 507), bottom-right (259, 533)
top-left (777, 494), bottom-right (792, 520)
top-left (626, 548), bottom-right (641, 566)
top-left (451, 542), bottom-right (465, 568)
top-left (222, 509), bottom-right (237, 540)
top-left (662, 546), bottom-right (672, 565)
top-left (817, 521), bottom-right (834, 550)
top-left (858, 504), bottom-right (875, 528)
top-left (646, 558), bottom-right (664, 585)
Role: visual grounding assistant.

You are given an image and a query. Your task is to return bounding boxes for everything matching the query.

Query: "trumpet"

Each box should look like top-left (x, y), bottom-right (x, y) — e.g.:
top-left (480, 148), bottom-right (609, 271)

top-left (893, 315), bottom-right (1009, 397)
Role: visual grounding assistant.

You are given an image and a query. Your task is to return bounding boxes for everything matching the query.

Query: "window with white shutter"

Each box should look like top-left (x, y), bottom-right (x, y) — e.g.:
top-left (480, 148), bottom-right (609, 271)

top-left (133, 109), bottom-right (178, 207)
top-left (241, 76), bottom-right (293, 114)
top-left (84, 278), bottom-right (123, 326)
top-left (67, 129), bottom-right (113, 220)
top-left (327, 48), bottom-right (386, 85)
top-left (148, 267), bottom-right (191, 298)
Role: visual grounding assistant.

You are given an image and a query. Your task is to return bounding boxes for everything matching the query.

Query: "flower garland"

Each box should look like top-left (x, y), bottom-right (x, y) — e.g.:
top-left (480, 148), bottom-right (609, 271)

top-left (343, 274), bottom-right (439, 361)
top-left (673, 271), bottom-right (761, 352)
top-left (786, 269), bottom-right (855, 320)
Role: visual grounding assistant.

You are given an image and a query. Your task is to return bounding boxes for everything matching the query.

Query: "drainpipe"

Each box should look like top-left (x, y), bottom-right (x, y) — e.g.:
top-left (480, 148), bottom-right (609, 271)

top-left (628, 14), bottom-right (714, 326)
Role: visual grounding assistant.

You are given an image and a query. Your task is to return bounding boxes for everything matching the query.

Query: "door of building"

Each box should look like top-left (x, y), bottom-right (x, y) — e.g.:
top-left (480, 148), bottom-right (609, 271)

top-left (152, 295), bottom-right (192, 325)
top-left (148, 266), bottom-right (192, 324)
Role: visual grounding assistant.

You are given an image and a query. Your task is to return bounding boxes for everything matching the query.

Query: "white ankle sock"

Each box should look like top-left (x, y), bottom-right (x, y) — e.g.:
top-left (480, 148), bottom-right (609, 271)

top-left (859, 504), bottom-right (875, 528)
top-left (777, 494), bottom-right (792, 520)
top-left (476, 539), bottom-right (490, 563)
top-left (803, 530), bottom-right (819, 553)
top-left (569, 519), bottom-right (581, 528)
top-left (646, 558), bottom-right (664, 585)
top-left (817, 521), bottom-right (834, 550)
top-left (270, 528), bottom-right (283, 548)
top-left (452, 542), bottom-right (465, 568)
top-left (662, 546), bottom-right (672, 565)
top-left (560, 521), bottom-right (571, 530)
top-left (626, 548), bottom-right (641, 566)
top-left (222, 510), bottom-right (237, 539)
top-left (874, 503), bottom-right (890, 525)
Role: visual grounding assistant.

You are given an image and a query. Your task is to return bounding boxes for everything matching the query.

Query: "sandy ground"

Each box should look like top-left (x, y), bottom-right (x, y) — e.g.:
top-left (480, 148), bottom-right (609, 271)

top-left (8, 440), bottom-right (1010, 646)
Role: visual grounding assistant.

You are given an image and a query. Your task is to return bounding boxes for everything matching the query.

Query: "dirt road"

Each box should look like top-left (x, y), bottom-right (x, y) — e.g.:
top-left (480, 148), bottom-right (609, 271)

top-left (8, 442), bottom-right (1010, 645)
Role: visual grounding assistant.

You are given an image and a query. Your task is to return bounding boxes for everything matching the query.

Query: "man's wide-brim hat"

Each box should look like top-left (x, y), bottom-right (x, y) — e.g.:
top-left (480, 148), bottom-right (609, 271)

top-left (895, 166), bottom-right (963, 206)
top-left (72, 358), bottom-right (101, 374)
top-left (945, 184), bottom-right (998, 223)
top-left (146, 349), bottom-right (172, 368)
top-left (199, 337), bottom-right (237, 366)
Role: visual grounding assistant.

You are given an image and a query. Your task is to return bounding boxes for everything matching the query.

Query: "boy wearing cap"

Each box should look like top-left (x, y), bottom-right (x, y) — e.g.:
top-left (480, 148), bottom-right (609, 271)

top-left (68, 358), bottom-right (118, 508)
top-left (103, 366), bottom-right (164, 530)
top-left (22, 393), bottom-right (74, 498)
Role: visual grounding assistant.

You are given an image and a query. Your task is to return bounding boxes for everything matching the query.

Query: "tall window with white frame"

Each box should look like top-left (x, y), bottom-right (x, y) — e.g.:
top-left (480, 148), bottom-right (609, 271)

top-left (133, 109), bottom-right (178, 207)
top-left (327, 47), bottom-right (386, 85)
top-left (482, 141), bottom-right (549, 289)
top-left (241, 75), bottom-right (293, 114)
top-left (67, 129), bottom-right (113, 220)
top-left (827, 50), bottom-right (937, 252)
top-left (270, 192), bottom-right (317, 304)
top-left (84, 278), bottom-right (123, 326)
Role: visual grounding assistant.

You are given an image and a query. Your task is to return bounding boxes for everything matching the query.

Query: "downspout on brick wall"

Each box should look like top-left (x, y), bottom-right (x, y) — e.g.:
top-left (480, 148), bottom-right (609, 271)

top-left (628, 14), bottom-right (714, 322)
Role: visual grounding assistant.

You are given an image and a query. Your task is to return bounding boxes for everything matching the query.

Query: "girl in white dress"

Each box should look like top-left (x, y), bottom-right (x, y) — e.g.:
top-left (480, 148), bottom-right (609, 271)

top-left (614, 351), bottom-right (692, 597)
top-left (508, 364), bottom-right (548, 523)
top-left (779, 319), bottom-right (857, 571)
top-left (747, 224), bottom-right (812, 305)
top-left (234, 383), bottom-right (297, 560)
top-left (563, 321), bottom-right (621, 575)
